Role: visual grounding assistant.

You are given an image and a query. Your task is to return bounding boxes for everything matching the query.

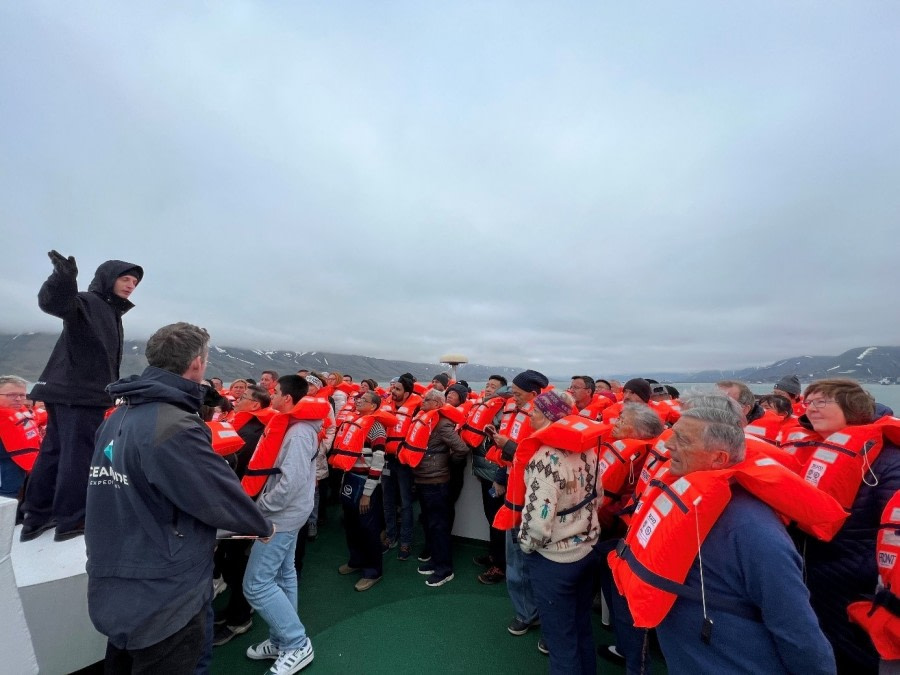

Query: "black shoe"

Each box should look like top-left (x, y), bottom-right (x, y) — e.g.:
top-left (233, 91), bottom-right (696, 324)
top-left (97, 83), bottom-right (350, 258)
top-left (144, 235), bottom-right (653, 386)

top-left (417, 549), bottom-right (432, 562)
top-left (597, 645), bottom-right (626, 665)
top-left (19, 519), bottom-right (57, 542)
top-left (472, 554), bottom-right (493, 567)
top-left (537, 638), bottom-right (549, 655)
top-left (507, 617), bottom-right (539, 636)
top-left (54, 524), bottom-right (85, 542)
top-left (212, 618), bottom-right (252, 647)
top-left (214, 610), bottom-right (229, 626)
top-left (478, 566), bottom-right (506, 585)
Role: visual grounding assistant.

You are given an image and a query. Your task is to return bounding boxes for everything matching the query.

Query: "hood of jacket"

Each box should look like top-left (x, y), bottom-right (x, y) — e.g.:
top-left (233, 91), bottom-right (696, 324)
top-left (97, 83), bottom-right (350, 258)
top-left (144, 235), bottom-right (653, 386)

top-left (107, 366), bottom-right (204, 413)
top-left (89, 259), bottom-right (143, 314)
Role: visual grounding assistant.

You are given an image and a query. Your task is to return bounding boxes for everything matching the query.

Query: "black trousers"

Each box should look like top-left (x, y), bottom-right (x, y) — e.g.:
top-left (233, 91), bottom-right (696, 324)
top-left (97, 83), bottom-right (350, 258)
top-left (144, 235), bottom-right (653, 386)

top-left (104, 608), bottom-right (205, 675)
top-left (343, 484), bottom-right (384, 579)
top-left (23, 403), bottom-right (106, 531)
top-left (216, 540), bottom-right (253, 625)
top-left (478, 476), bottom-right (506, 567)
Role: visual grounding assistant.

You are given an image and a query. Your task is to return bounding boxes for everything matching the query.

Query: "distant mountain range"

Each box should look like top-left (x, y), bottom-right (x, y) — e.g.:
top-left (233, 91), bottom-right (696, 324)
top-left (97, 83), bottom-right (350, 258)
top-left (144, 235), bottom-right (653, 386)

top-left (638, 346), bottom-right (900, 384)
top-left (1, 333), bottom-right (899, 385)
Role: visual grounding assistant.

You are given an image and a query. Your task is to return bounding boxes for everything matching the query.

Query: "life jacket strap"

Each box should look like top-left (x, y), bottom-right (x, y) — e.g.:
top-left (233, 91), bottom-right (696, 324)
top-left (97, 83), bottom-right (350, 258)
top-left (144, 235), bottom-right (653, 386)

top-left (503, 499), bottom-right (523, 512)
top-left (244, 467), bottom-right (282, 477)
top-left (7, 448), bottom-right (38, 457)
top-left (557, 488), bottom-right (597, 516)
top-left (615, 540), bottom-right (762, 623)
top-left (872, 588), bottom-right (900, 618)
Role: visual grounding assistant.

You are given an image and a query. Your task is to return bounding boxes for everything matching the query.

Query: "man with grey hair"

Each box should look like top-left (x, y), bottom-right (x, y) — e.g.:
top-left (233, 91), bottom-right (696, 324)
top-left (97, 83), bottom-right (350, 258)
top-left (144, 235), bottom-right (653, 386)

top-left (0, 374), bottom-right (40, 502)
top-left (632, 404), bottom-right (835, 674)
top-left (716, 379), bottom-right (765, 428)
top-left (85, 322), bottom-right (272, 675)
top-left (408, 388), bottom-right (470, 587)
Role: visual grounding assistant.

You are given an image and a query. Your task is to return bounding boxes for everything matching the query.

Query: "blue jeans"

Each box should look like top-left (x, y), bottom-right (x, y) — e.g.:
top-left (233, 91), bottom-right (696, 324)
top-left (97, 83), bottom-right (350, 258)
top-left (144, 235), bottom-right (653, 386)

top-left (382, 456), bottom-right (414, 546)
top-left (526, 549), bottom-right (598, 675)
top-left (505, 529), bottom-right (539, 624)
top-left (417, 482), bottom-right (452, 576)
top-left (243, 530), bottom-right (307, 650)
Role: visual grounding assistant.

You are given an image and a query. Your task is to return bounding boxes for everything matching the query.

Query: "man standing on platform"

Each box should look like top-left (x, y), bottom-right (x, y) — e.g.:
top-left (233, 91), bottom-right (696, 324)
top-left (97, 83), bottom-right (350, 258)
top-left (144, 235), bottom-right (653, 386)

top-left (21, 250), bottom-right (143, 543)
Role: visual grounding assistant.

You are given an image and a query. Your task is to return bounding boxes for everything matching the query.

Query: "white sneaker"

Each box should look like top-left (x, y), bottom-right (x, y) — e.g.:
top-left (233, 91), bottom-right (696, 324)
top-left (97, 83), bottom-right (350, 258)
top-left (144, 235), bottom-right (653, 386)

top-left (247, 639), bottom-right (279, 660)
top-left (269, 640), bottom-right (314, 674)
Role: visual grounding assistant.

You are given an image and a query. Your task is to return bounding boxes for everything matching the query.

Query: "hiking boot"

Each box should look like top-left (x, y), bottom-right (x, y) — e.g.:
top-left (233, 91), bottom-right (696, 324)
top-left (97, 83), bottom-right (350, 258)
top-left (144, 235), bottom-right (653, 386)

top-left (537, 638), bottom-right (549, 655)
top-left (397, 545), bottom-right (412, 561)
top-left (417, 563), bottom-right (435, 575)
top-left (246, 639), bottom-right (279, 660)
top-left (507, 617), bottom-right (540, 636)
top-left (268, 640), bottom-right (314, 674)
top-left (338, 564), bottom-right (360, 575)
top-left (477, 566), bottom-right (506, 585)
top-left (19, 519), bottom-right (57, 543)
top-left (417, 549), bottom-right (432, 562)
top-left (354, 576), bottom-right (382, 592)
top-left (425, 571), bottom-right (454, 587)
top-left (472, 554), bottom-right (493, 567)
top-left (213, 618), bottom-right (252, 647)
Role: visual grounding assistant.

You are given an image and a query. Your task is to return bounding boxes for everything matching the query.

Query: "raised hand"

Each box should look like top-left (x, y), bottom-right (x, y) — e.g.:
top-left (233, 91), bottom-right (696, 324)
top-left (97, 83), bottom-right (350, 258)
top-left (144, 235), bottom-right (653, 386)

top-left (48, 250), bottom-right (78, 277)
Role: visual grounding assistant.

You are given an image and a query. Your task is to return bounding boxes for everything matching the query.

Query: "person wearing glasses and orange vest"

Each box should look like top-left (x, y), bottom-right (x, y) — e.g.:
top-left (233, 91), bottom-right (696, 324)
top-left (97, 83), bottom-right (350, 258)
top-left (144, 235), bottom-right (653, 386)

top-left (399, 388), bottom-right (468, 587)
top-left (0, 375), bottom-right (40, 503)
top-left (381, 374), bottom-right (423, 561)
top-left (488, 369), bottom-right (549, 641)
top-left (610, 398), bottom-right (840, 675)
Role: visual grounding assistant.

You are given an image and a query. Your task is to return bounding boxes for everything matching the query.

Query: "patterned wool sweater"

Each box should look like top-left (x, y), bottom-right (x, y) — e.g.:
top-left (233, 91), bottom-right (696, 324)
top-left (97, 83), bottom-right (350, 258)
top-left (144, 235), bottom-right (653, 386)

top-left (518, 445), bottom-right (600, 563)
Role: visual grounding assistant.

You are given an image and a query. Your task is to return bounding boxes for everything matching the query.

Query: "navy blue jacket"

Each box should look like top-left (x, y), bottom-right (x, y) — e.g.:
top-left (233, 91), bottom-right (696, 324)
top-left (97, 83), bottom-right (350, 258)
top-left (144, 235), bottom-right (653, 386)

top-left (804, 442), bottom-right (900, 671)
top-left (657, 488), bottom-right (835, 674)
top-left (31, 259), bottom-right (142, 407)
top-left (85, 367), bottom-right (271, 650)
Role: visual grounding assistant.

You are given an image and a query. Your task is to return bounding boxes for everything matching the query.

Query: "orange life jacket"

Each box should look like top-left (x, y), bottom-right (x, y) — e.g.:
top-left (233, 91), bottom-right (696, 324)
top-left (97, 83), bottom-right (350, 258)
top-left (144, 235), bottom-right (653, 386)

top-left (601, 401), bottom-right (624, 425)
top-left (241, 396), bottom-right (332, 497)
top-left (493, 415), bottom-right (605, 530)
top-left (610, 456), bottom-right (848, 628)
top-left (206, 420), bottom-right (245, 457)
top-left (744, 409), bottom-right (787, 444)
top-left (597, 437), bottom-right (655, 509)
top-left (792, 400), bottom-right (807, 417)
top-left (776, 426), bottom-right (819, 466)
top-left (796, 417), bottom-right (900, 539)
top-left (459, 395), bottom-right (506, 448)
top-left (578, 398), bottom-right (612, 421)
top-left (231, 407), bottom-right (277, 432)
top-left (384, 394), bottom-right (423, 455)
top-left (336, 397), bottom-right (358, 425)
top-left (485, 400), bottom-right (534, 467)
top-left (398, 405), bottom-right (465, 467)
top-left (455, 399), bottom-right (474, 422)
top-left (0, 407), bottom-right (41, 471)
top-left (650, 399), bottom-right (681, 425)
top-left (847, 491), bottom-right (900, 660)
top-left (328, 409), bottom-right (399, 471)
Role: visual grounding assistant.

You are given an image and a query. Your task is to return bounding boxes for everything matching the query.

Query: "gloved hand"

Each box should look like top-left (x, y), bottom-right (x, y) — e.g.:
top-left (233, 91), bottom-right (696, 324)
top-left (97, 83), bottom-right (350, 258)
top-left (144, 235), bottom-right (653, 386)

top-left (48, 250), bottom-right (78, 277)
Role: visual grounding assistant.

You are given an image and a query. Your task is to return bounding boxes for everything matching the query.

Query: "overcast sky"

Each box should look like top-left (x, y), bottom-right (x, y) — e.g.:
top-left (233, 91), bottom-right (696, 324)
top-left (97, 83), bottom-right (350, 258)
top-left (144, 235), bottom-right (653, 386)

top-left (2, 2), bottom-right (898, 376)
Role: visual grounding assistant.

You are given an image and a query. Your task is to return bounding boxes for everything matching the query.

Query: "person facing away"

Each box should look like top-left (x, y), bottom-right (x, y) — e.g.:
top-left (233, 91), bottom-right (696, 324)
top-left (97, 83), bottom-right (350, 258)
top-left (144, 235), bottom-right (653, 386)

top-left (85, 322), bottom-right (272, 675)
top-left (21, 250), bottom-right (143, 543)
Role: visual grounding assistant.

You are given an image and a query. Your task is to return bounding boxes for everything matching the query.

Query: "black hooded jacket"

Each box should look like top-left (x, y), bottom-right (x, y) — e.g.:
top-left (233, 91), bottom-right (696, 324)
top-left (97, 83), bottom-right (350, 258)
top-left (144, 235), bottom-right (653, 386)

top-left (85, 366), bottom-right (271, 649)
top-left (31, 259), bottom-right (143, 406)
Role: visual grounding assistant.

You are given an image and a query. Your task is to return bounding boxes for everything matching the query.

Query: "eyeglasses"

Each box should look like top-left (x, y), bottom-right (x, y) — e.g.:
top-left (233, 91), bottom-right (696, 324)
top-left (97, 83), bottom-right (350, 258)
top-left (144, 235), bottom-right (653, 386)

top-left (568, 385), bottom-right (588, 391)
top-left (0, 393), bottom-right (27, 400)
top-left (804, 398), bottom-right (836, 410)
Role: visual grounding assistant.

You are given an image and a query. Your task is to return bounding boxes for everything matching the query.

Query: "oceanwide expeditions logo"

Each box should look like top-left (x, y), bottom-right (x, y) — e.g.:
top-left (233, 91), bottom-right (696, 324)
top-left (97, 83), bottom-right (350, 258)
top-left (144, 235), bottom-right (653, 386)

top-left (89, 440), bottom-right (130, 488)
